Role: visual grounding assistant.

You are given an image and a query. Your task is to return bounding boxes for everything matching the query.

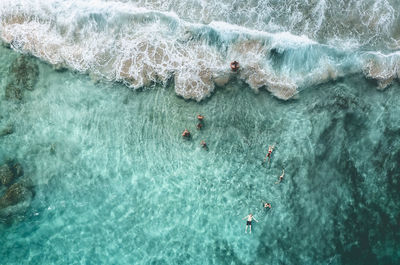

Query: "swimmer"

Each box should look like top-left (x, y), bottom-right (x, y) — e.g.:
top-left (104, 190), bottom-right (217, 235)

top-left (243, 213), bottom-right (258, 233)
top-left (200, 140), bottom-right (208, 149)
top-left (263, 202), bottom-right (272, 209)
top-left (197, 123), bottom-right (203, 130)
top-left (230, 61), bottom-right (239, 72)
top-left (182, 129), bottom-right (190, 137)
top-left (197, 114), bottom-right (204, 121)
top-left (263, 144), bottom-right (275, 164)
top-left (275, 169), bottom-right (285, 184)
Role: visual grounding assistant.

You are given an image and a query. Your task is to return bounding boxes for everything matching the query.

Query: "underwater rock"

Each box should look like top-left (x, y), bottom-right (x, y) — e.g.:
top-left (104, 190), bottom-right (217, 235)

top-left (0, 162), bottom-right (23, 186)
top-left (0, 164), bottom-right (14, 186)
top-left (10, 55), bottom-right (39, 91)
top-left (0, 182), bottom-right (31, 209)
top-left (5, 55), bottom-right (39, 100)
top-left (5, 83), bottom-right (23, 100)
top-left (0, 124), bottom-right (14, 137)
top-left (0, 161), bottom-right (32, 213)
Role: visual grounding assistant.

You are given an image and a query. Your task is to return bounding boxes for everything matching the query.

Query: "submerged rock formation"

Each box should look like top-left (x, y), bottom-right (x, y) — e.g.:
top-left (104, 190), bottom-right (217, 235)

top-left (5, 55), bottom-right (39, 100)
top-left (0, 161), bottom-right (31, 214)
top-left (0, 161), bottom-right (23, 186)
top-left (0, 182), bottom-right (31, 209)
top-left (0, 164), bottom-right (14, 186)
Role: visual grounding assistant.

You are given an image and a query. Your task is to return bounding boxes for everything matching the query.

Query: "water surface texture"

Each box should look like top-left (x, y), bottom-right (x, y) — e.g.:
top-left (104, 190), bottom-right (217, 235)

top-left (1, 1), bottom-right (400, 264)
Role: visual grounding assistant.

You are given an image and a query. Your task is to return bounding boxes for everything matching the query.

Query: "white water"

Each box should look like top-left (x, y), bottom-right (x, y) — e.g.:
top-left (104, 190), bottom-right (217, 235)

top-left (1, 0), bottom-right (399, 101)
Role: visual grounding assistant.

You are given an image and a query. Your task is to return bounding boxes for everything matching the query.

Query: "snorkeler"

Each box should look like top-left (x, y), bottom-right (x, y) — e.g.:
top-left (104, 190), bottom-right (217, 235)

top-left (197, 114), bottom-right (204, 121)
top-left (263, 144), bottom-right (275, 164)
top-left (243, 213), bottom-right (258, 233)
top-left (230, 61), bottom-right (239, 72)
top-left (275, 169), bottom-right (285, 184)
top-left (200, 140), bottom-right (208, 149)
top-left (197, 123), bottom-right (203, 130)
top-left (182, 129), bottom-right (190, 137)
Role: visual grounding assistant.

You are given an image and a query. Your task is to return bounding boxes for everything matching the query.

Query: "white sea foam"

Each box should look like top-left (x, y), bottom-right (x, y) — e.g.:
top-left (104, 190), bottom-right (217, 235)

top-left (1, 0), bottom-right (399, 100)
top-left (130, 0), bottom-right (400, 49)
top-left (362, 51), bottom-right (400, 89)
top-left (209, 21), bottom-right (317, 47)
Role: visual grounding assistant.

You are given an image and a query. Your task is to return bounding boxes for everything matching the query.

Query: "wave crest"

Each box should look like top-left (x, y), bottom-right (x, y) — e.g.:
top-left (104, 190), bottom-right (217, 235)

top-left (1, 0), bottom-right (399, 101)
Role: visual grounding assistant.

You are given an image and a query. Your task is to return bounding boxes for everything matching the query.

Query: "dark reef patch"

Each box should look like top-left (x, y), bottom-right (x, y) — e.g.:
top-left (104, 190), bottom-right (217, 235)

top-left (0, 161), bottom-right (23, 186)
top-left (4, 55), bottom-right (39, 100)
top-left (0, 161), bottom-right (34, 224)
top-left (0, 182), bottom-right (32, 209)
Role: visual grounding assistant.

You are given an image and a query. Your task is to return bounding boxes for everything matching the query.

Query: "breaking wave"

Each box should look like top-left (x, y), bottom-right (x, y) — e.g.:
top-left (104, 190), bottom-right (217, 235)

top-left (1, 0), bottom-right (399, 101)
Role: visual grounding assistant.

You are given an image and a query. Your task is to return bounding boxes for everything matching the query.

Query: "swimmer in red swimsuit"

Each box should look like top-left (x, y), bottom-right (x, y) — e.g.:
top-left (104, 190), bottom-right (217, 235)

top-left (263, 144), bottom-right (275, 164)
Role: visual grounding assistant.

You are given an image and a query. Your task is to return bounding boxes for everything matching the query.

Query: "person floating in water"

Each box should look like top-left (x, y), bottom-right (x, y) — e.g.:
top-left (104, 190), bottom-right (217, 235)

top-left (197, 114), bottom-right (204, 129)
top-left (243, 213), bottom-right (258, 233)
top-left (182, 129), bottom-right (190, 138)
top-left (230, 61), bottom-right (239, 72)
top-left (263, 144), bottom-right (275, 164)
top-left (263, 201), bottom-right (272, 209)
top-left (200, 140), bottom-right (208, 150)
top-left (275, 169), bottom-right (285, 184)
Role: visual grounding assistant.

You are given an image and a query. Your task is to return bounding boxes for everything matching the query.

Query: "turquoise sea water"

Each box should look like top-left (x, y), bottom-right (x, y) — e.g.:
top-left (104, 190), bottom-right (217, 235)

top-left (1, 44), bottom-right (399, 264)
top-left (1, 0), bottom-right (400, 264)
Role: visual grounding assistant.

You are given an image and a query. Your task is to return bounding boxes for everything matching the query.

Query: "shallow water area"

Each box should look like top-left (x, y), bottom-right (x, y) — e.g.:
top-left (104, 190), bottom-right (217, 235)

top-left (0, 44), bottom-right (400, 264)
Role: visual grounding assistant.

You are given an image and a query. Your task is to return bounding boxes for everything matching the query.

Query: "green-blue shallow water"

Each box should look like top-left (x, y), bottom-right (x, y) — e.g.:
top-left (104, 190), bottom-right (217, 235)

top-left (0, 44), bottom-right (399, 265)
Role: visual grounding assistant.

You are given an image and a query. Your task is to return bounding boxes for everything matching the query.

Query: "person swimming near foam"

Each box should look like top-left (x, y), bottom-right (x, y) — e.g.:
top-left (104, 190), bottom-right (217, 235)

top-left (230, 61), bottom-right (239, 72)
top-left (243, 213), bottom-right (258, 233)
